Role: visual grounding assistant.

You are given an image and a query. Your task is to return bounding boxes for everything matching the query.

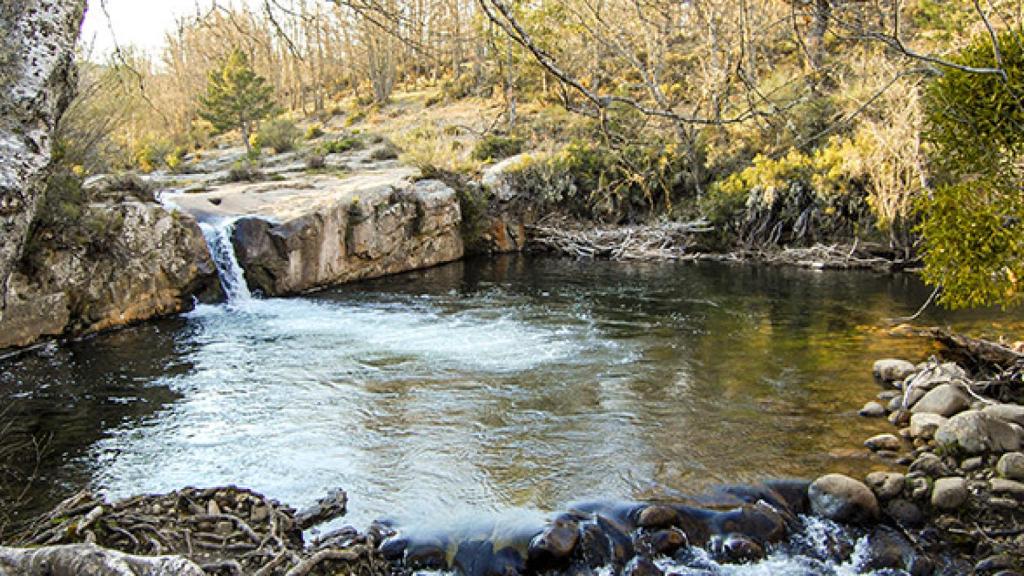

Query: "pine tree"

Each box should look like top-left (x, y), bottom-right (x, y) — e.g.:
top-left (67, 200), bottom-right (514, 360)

top-left (198, 49), bottom-right (277, 155)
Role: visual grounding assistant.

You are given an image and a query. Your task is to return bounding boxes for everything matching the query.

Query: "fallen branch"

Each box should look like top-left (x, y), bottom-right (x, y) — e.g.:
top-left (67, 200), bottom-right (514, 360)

top-left (0, 544), bottom-right (204, 576)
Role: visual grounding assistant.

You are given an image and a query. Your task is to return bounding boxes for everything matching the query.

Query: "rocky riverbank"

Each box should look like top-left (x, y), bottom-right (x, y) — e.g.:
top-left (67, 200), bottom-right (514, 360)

top-left (848, 345), bottom-right (1024, 572)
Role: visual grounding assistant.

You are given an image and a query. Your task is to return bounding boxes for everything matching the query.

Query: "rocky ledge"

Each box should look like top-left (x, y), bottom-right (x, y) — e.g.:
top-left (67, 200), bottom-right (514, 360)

top-left (0, 188), bottom-right (216, 350)
top-left (170, 169), bottom-right (464, 296)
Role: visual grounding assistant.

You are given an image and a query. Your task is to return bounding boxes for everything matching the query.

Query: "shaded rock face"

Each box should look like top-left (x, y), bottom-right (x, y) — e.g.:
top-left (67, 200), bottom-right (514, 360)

top-left (0, 0), bottom-right (85, 311)
top-left (470, 154), bottom-right (541, 254)
top-left (0, 195), bottom-right (217, 349)
top-left (230, 179), bottom-right (463, 296)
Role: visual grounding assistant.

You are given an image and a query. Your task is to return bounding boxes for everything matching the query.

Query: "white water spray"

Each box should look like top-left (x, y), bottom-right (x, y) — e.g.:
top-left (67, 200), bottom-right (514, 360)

top-left (199, 219), bottom-right (252, 302)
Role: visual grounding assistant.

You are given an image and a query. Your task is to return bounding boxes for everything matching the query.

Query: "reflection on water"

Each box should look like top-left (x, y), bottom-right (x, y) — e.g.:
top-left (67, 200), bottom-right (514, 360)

top-left (1, 256), bottom-right (1019, 528)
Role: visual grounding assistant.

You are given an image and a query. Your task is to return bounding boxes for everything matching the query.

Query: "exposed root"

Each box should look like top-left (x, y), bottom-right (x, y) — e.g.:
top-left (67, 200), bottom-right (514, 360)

top-left (5, 486), bottom-right (385, 576)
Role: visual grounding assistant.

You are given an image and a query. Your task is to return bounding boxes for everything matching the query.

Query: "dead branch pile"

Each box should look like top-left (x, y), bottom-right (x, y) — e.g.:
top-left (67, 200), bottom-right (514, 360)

top-left (711, 242), bottom-right (903, 272)
top-left (527, 218), bottom-right (714, 260)
top-left (2, 487), bottom-right (387, 576)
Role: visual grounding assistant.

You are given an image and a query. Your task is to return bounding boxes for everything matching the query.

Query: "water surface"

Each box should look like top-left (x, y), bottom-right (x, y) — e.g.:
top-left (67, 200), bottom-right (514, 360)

top-left (1, 256), bottom-right (1017, 529)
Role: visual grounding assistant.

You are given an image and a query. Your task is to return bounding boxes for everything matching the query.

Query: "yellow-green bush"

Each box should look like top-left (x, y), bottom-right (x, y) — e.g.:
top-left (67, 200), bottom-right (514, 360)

top-left (258, 118), bottom-right (300, 153)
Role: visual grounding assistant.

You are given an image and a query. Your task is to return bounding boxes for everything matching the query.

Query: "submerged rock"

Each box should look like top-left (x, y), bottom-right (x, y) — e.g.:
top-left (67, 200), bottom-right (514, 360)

top-left (808, 474), bottom-right (879, 524)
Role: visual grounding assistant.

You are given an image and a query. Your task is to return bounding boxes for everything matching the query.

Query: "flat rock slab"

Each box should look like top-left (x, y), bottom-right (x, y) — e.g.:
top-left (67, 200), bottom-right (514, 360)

top-left (168, 168), bottom-right (418, 222)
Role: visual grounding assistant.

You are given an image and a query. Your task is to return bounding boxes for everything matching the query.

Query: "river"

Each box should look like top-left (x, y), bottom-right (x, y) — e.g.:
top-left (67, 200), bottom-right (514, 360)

top-left (0, 255), bottom-right (1017, 535)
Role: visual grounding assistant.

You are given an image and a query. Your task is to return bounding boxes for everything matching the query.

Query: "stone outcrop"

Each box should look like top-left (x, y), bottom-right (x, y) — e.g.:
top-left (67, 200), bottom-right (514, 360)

top-left (0, 0), bottom-right (85, 314)
top-left (171, 169), bottom-right (464, 296)
top-left (470, 154), bottom-right (542, 254)
top-left (0, 193), bottom-right (216, 349)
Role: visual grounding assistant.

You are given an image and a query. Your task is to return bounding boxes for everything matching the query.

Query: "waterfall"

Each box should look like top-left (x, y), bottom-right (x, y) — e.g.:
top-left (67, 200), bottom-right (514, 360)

top-left (199, 219), bottom-right (252, 302)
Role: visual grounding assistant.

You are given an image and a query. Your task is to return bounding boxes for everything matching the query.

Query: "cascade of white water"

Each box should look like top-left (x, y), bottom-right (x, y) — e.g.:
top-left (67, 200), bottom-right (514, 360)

top-left (198, 219), bottom-right (252, 302)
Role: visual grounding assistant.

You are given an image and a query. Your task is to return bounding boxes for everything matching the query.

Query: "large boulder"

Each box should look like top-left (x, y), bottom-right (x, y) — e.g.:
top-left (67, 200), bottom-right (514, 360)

top-left (173, 172), bottom-right (464, 296)
top-left (0, 196), bottom-right (216, 349)
top-left (808, 474), bottom-right (879, 523)
top-left (983, 403), bottom-right (1024, 427)
top-left (935, 410), bottom-right (1021, 455)
top-left (0, 0), bottom-right (85, 313)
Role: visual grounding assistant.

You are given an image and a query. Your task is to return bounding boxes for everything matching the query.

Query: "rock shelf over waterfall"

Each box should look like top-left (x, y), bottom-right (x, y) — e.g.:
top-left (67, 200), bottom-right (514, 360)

top-left (171, 167), bottom-right (464, 297)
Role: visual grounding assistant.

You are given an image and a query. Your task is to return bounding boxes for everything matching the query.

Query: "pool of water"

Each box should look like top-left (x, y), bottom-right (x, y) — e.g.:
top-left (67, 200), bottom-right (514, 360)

top-left (1, 256), bottom-right (1018, 530)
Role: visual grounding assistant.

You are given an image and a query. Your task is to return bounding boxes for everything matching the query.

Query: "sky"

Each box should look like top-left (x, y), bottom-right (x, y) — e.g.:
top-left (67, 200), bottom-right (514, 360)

top-left (80, 0), bottom-right (259, 58)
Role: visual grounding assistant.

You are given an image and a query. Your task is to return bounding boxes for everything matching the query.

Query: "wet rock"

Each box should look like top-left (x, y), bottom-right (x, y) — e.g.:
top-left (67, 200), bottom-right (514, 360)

top-left (861, 526), bottom-right (931, 575)
top-left (931, 477), bottom-right (968, 510)
top-left (874, 359), bottom-right (917, 383)
top-left (865, 433), bottom-right (902, 451)
top-left (623, 556), bottom-right (663, 576)
top-left (910, 383), bottom-right (970, 417)
top-left (295, 488), bottom-right (348, 530)
top-left (529, 516), bottom-right (579, 561)
top-left (996, 452), bottom-right (1024, 480)
top-left (405, 541), bottom-right (448, 570)
top-left (762, 479), bottom-right (812, 515)
top-left (989, 478), bottom-right (1024, 500)
top-left (935, 410), bottom-right (1021, 454)
top-left (860, 401), bottom-right (887, 417)
top-left (710, 533), bottom-right (764, 564)
top-left (808, 474), bottom-right (879, 523)
top-left (637, 505), bottom-right (678, 529)
top-left (909, 413), bottom-right (947, 440)
top-left (884, 499), bottom-right (925, 528)
top-left (983, 403), bottom-right (1024, 427)
top-left (865, 472), bottom-right (905, 500)
top-left (976, 554), bottom-right (1016, 572)
top-left (647, 529), bottom-right (687, 556)
top-left (910, 453), bottom-right (951, 477)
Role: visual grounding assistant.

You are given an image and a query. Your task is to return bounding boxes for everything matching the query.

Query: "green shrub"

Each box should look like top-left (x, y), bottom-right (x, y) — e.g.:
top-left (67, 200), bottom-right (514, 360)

top-left (305, 124), bottom-right (325, 140)
top-left (471, 134), bottom-right (524, 162)
top-left (370, 139), bottom-right (401, 161)
top-left (320, 136), bottom-right (364, 154)
top-left (258, 118), bottom-right (300, 153)
top-left (917, 31), bottom-right (1024, 309)
top-left (227, 161), bottom-right (263, 182)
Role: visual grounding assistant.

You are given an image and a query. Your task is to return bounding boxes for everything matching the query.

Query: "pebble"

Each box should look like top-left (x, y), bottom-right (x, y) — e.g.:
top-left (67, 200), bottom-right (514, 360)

top-left (873, 359), bottom-right (917, 383)
top-left (989, 478), bottom-right (1024, 500)
top-left (909, 413), bottom-right (947, 440)
top-left (860, 401), bottom-right (887, 418)
top-left (961, 456), bottom-right (985, 472)
top-left (865, 471), bottom-right (905, 500)
top-left (996, 452), bottom-right (1024, 480)
top-left (931, 477), bottom-right (968, 510)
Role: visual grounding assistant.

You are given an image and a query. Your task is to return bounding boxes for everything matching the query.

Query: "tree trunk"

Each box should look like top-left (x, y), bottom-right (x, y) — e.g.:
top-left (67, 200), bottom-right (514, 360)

top-left (0, 0), bottom-right (84, 316)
